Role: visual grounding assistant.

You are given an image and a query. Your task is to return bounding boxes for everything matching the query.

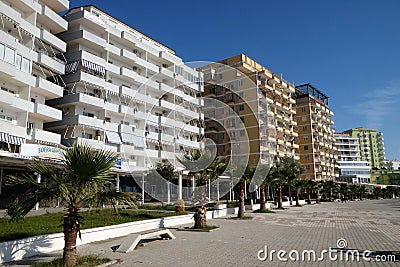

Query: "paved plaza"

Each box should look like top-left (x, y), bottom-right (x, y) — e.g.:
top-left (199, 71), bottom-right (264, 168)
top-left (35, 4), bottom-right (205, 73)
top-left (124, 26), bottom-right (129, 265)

top-left (4, 199), bottom-right (400, 266)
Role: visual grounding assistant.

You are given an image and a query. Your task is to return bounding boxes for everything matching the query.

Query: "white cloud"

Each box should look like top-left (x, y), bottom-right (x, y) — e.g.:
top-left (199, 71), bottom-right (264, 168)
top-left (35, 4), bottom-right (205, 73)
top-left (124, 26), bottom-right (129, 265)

top-left (353, 81), bottom-right (400, 128)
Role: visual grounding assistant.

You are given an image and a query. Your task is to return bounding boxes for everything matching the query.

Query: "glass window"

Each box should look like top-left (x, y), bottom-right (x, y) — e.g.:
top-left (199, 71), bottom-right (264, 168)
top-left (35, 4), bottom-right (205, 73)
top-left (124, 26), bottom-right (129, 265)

top-left (0, 43), bottom-right (4, 60)
top-left (4, 46), bottom-right (15, 64)
top-left (15, 54), bottom-right (22, 69)
top-left (21, 57), bottom-right (31, 73)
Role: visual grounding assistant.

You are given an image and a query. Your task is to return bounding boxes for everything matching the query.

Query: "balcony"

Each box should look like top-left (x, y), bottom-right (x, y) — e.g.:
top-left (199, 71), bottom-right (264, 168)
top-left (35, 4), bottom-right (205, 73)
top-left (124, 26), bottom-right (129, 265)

top-left (102, 121), bottom-right (119, 133)
top-left (64, 137), bottom-right (105, 150)
top-left (0, 1), bottom-right (40, 37)
top-left (159, 51), bottom-right (181, 64)
top-left (63, 71), bottom-right (107, 88)
top-left (44, 0), bottom-right (69, 13)
top-left (37, 5), bottom-right (68, 34)
top-left (59, 30), bottom-right (107, 50)
top-left (120, 31), bottom-right (137, 45)
top-left (12, 0), bottom-right (41, 13)
top-left (47, 115), bottom-right (104, 130)
top-left (0, 120), bottom-right (27, 137)
top-left (31, 77), bottom-right (63, 99)
top-left (159, 67), bottom-right (175, 79)
top-left (33, 103), bottom-right (62, 122)
top-left (0, 60), bottom-right (35, 87)
top-left (37, 52), bottom-right (65, 74)
top-left (0, 89), bottom-right (33, 112)
top-left (146, 149), bottom-right (160, 159)
top-left (47, 92), bottom-right (105, 110)
top-left (33, 128), bottom-right (61, 144)
top-left (120, 67), bottom-right (147, 85)
top-left (40, 29), bottom-right (66, 52)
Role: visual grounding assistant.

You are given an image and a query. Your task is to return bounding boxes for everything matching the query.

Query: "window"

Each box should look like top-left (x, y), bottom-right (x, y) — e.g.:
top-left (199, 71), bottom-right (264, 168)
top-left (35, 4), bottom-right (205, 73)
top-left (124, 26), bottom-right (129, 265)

top-left (302, 116), bottom-right (307, 122)
top-left (302, 126), bottom-right (307, 131)
top-left (4, 46), bottom-right (15, 64)
top-left (175, 66), bottom-right (183, 75)
top-left (21, 57), bottom-right (31, 73)
top-left (304, 145), bottom-right (309, 150)
top-left (15, 54), bottom-right (21, 69)
top-left (0, 43), bottom-right (4, 59)
top-left (303, 135), bottom-right (308, 141)
top-left (82, 132), bottom-right (93, 139)
top-left (240, 116), bottom-right (245, 123)
top-left (240, 130), bottom-right (245, 137)
top-left (121, 120), bottom-right (130, 125)
top-left (83, 111), bottom-right (94, 117)
top-left (238, 104), bottom-right (244, 111)
top-left (306, 165), bottom-right (310, 169)
top-left (301, 107), bottom-right (306, 112)
top-left (305, 155), bottom-right (310, 160)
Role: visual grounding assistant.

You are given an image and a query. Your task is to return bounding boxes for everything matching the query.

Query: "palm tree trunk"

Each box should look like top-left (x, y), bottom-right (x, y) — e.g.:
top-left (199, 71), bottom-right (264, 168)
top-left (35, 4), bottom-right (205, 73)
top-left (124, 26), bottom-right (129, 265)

top-left (316, 190), bottom-right (320, 204)
top-left (295, 190), bottom-right (300, 206)
top-left (278, 186), bottom-right (283, 209)
top-left (238, 187), bottom-right (245, 218)
top-left (260, 187), bottom-right (266, 210)
top-left (288, 185), bottom-right (292, 206)
top-left (194, 205), bottom-right (207, 229)
top-left (307, 189), bottom-right (311, 204)
top-left (63, 207), bottom-right (80, 267)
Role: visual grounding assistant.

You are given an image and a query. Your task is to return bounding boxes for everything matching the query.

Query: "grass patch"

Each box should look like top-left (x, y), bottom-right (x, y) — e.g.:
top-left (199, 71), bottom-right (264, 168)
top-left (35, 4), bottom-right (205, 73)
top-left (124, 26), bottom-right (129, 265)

top-left (0, 209), bottom-right (182, 242)
top-left (253, 209), bottom-right (275, 213)
top-left (32, 255), bottom-right (111, 267)
top-left (229, 216), bottom-right (253, 220)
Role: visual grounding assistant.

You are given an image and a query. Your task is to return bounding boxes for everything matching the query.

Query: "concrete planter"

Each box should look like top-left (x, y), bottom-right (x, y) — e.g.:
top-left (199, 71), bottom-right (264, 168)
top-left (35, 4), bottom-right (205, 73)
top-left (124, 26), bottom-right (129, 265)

top-left (213, 204), bottom-right (227, 210)
top-left (227, 207), bottom-right (239, 214)
top-left (0, 208), bottom-right (238, 264)
top-left (245, 204), bottom-right (260, 211)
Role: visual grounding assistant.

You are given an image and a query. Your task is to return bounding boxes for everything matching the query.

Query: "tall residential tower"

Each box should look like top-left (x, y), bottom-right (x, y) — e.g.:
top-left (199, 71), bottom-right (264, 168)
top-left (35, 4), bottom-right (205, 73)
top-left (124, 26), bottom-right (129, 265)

top-left (295, 84), bottom-right (338, 180)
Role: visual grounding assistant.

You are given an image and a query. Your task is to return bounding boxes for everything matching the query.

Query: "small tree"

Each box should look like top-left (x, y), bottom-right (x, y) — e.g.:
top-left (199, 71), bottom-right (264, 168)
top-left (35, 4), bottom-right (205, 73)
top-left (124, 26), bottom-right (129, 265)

top-left (292, 179), bottom-right (305, 206)
top-left (6, 145), bottom-right (135, 267)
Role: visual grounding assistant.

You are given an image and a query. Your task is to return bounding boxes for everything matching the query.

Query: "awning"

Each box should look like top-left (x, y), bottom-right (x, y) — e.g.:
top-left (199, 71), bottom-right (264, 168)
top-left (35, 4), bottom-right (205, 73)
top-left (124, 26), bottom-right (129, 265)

top-left (146, 121), bottom-right (158, 127)
top-left (81, 59), bottom-right (106, 76)
top-left (0, 132), bottom-right (24, 145)
top-left (0, 132), bottom-right (9, 143)
top-left (105, 131), bottom-right (122, 144)
top-left (121, 133), bottom-right (145, 148)
top-left (65, 60), bottom-right (79, 74)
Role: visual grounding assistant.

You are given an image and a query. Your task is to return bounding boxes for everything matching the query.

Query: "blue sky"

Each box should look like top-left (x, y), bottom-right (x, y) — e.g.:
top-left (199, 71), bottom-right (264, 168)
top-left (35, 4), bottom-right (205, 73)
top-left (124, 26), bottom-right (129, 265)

top-left (69, 0), bottom-right (400, 160)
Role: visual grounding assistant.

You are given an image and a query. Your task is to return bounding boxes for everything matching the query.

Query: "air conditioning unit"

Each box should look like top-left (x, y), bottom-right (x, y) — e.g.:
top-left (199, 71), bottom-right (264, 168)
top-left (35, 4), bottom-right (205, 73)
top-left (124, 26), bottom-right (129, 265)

top-left (132, 66), bottom-right (137, 71)
top-left (162, 64), bottom-right (168, 68)
top-left (130, 155), bottom-right (136, 160)
top-left (133, 49), bottom-right (138, 54)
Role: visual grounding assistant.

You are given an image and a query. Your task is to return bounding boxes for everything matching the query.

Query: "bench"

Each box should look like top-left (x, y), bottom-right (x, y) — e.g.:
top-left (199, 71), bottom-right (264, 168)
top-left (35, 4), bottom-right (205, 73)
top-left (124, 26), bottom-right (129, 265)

top-left (116, 228), bottom-right (176, 253)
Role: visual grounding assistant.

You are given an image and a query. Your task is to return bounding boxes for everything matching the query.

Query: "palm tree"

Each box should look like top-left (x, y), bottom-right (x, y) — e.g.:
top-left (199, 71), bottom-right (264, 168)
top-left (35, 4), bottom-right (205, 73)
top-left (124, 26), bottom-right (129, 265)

top-left (321, 180), bottom-right (336, 201)
top-left (304, 180), bottom-right (316, 204)
top-left (268, 164), bottom-right (286, 209)
top-left (257, 164), bottom-right (273, 210)
top-left (177, 150), bottom-right (226, 228)
top-left (235, 165), bottom-right (254, 218)
top-left (6, 145), bottom-right (135, 267)
top-left (280, 157), bottom-right (305, 205)
top-left (292, 179), bottom-right (305, 206)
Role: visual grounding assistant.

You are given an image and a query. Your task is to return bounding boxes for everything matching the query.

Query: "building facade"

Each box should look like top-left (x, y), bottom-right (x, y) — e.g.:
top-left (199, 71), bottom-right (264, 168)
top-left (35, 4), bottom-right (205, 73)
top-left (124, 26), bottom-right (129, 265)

top-left (42, 6), bottom-right (204, 198)
top-left (200, 54), bottom-right (299, 167)
top-left (0, 0), bottom-right (69, 163)
top-left (334, 133), bottom-right (371, 184)
top-left (343, 128), bottom-right (385, 169)
top-left (295, 84), bottom-right (338, 180)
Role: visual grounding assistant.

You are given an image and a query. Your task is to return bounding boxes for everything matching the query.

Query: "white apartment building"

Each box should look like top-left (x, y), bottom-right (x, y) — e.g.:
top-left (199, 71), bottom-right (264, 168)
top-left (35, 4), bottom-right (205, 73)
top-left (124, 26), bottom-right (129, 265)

top-left (44, 6), bottom-right (204, 199)
top-left (334, 133), bottom-right (371, 184)
top-left (0, 0), bottom-right (69, 166)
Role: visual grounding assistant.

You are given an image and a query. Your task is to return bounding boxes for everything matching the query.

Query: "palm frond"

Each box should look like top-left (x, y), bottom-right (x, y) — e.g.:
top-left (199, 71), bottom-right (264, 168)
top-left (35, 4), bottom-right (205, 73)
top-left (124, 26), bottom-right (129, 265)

top-left (85, 189), bottom-right (137, 213)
